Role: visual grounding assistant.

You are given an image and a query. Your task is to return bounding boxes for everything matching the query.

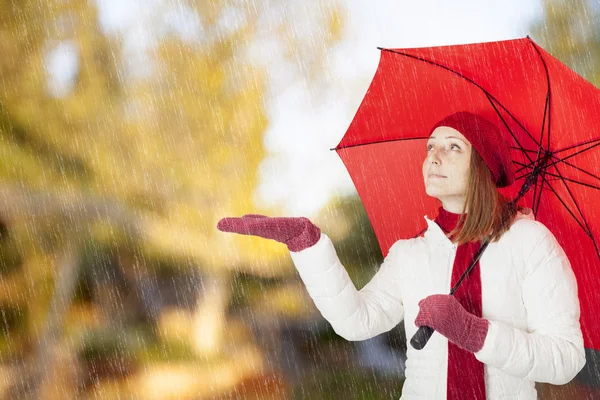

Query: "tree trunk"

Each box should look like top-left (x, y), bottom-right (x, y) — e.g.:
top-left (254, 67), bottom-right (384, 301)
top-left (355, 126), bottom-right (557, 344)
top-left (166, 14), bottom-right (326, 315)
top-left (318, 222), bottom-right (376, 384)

top-left (8, 240), bottom-right (80, 399)
top-left (191, 269), bottom-right (232, 357)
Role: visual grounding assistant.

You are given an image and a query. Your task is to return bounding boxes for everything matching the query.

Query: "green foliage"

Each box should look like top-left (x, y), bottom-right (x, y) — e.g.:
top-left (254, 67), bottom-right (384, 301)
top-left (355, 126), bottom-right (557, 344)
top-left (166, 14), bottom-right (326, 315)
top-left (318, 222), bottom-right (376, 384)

top-left (0, 302), bottom-right (28, 361)
top-left (0, 0), bottom-right (273, 269)
top-left (291, 369), bottom-right (403, 400)
top-left (228, 271), bottom-right (287, 309)
top-left (0, 239), bottom-right (23, 277)
top-left (0, 302), bottom-right (27, 335)
top-left (137, 336), bottom-right (202, 364)
top-left (318, 195), bottom-right (384, 288)
top-left (78, 325), bottom-right (152, 363)
top-left (0, 3), bottom-right (358, 398)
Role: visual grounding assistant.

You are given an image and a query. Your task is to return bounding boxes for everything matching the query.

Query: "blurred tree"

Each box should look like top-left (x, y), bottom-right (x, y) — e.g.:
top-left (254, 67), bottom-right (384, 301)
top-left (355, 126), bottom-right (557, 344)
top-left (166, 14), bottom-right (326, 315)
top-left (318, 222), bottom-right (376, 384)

top-left (0, 3), bottom-right (129, 396)
top-left (142, 0), bottom-right (347, 356)
top-left (0, 0), bottom-right (348, 380)
top-left (530, 0), bottom-right (600, 85)
top-left (315, 194), bottom-right (383, 285)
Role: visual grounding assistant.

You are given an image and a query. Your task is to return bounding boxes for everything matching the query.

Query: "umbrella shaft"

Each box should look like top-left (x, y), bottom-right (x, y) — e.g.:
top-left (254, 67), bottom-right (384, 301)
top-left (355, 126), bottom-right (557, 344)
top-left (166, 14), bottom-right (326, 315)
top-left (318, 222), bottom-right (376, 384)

top-left (514, 151), bottom-right (552, 204)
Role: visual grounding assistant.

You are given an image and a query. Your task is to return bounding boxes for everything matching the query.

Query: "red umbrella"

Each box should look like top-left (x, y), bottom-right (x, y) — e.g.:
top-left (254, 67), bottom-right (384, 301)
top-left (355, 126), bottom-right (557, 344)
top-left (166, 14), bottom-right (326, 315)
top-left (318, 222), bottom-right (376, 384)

top-left (332, 37), bottom-right (600, 350)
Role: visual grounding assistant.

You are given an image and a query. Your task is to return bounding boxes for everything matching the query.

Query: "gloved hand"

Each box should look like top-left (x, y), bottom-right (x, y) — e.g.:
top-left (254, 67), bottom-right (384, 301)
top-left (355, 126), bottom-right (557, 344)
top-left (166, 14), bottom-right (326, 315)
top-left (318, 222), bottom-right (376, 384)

top-left (414, 294), bottom-right (489, 353)
top-left (217, 214), bottom-right (321, 252)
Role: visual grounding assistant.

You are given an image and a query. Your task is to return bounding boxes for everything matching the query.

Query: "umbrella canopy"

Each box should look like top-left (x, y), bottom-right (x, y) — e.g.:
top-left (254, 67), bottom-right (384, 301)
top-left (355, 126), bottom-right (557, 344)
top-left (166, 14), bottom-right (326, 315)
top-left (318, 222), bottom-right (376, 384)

top-left (332, 37), bottom-right (600, 350)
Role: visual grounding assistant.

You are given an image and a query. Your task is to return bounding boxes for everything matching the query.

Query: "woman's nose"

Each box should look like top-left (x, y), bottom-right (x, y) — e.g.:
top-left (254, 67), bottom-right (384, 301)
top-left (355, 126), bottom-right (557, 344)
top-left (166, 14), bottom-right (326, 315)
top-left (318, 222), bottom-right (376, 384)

top-left (427, 149), bottom-right (442, 164)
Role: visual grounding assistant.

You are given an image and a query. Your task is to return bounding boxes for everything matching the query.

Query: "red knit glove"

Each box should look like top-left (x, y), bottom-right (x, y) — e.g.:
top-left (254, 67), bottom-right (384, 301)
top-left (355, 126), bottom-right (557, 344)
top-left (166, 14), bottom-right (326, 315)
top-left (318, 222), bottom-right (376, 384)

top-left (414, 294), bottom-right (489, 353)
top-left (217, 214), bottom-right (321, 252)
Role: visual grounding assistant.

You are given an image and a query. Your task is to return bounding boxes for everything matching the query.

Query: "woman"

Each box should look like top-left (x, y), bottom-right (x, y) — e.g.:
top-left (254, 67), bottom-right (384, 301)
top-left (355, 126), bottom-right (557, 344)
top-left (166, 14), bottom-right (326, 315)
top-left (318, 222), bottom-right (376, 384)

top-left (217, 112), bottom-right (586, 399)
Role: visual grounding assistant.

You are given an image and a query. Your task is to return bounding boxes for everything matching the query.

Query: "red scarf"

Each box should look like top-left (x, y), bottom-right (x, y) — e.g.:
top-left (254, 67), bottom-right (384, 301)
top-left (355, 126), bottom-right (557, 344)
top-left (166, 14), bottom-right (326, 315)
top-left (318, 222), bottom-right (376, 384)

top-left (434, 206), bottom-right (486, 400)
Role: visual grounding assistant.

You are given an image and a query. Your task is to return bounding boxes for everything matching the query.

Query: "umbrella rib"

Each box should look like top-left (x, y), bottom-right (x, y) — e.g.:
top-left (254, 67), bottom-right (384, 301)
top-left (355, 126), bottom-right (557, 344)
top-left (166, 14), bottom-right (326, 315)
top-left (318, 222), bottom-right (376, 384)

top-left (548, 158), bottom-right (593, 233)
top-left (511, 146), bottom-right (544, 154)
top-left (539, 91), bottom-right (550, 150)
top-left (463, 90), bottom-right (545, 196)
top-left (538, 172), bottom-right (588, 235)
top-left (545, 141), bottom-right (600, 170)
top-left (515, 152), bottom-right (600, 186)
top-left (551, 157), bottom-right (600, 184)
top-left (525, 35), bottom-right (552, 208)
top-left (526, 37), bottom-right (553, 150)
top-left (330, 136), bottom-right (430, 151)
top-left (514, 162), bottom-right (600, 189)
top-left (514, 171), bottom-right (532, 181)
top-left (543, 159), bottom-right (600, 260)
top-left (540, 172), bottom-right (600, 191)
top-left (554, 137), bottom-right (600, 155)
top-left (513, 159), bottom-right (536, 177)
top-left (515, 154), bottom-right (551, 181)
top-left (337, 42), bottom-right (550, 154)
top-left (511, 148), bottom-right (546, 179)
top-left (485, 93), bottom-right (537, 169)
top-left (513, 160), bottom-right (536, 178)
top-left (376, 46), bottom-right (541, 149)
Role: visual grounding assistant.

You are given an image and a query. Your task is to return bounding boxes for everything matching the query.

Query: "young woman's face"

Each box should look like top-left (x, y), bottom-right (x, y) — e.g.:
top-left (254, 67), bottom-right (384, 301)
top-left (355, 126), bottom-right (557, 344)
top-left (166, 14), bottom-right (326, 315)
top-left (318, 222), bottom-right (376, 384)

top-left (422, 126), bottom-right (473, 213)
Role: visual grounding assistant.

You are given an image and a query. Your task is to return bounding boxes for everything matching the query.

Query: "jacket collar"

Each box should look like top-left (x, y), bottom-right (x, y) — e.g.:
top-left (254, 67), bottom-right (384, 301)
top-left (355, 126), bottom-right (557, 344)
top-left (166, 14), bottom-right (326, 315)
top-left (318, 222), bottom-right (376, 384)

top-left (423, 207), bottom-right (535, 248)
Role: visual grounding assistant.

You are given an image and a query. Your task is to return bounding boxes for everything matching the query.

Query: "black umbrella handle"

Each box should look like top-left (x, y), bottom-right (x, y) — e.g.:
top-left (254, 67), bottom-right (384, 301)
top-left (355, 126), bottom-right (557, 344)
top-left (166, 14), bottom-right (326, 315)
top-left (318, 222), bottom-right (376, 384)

top-left (410, 325), bottom-right (435, 350)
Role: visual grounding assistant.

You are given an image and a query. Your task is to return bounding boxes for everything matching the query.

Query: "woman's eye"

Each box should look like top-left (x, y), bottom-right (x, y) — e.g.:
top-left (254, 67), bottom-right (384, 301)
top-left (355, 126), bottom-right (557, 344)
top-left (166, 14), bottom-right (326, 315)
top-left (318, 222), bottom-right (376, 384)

top-left (427, 144), bottom-right (460, 151)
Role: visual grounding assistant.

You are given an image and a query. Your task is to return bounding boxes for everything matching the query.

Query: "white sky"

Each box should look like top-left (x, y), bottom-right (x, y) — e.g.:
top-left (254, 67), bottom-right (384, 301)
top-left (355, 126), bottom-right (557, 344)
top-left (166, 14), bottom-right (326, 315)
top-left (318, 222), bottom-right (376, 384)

top-left (254, 0), bottom-right (543, 218)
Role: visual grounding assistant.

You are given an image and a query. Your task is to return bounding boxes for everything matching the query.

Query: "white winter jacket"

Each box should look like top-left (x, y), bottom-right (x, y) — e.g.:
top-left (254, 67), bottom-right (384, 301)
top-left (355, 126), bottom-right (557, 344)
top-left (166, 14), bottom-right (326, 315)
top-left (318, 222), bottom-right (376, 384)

top-left (289, 209), bottom-right (586, 399)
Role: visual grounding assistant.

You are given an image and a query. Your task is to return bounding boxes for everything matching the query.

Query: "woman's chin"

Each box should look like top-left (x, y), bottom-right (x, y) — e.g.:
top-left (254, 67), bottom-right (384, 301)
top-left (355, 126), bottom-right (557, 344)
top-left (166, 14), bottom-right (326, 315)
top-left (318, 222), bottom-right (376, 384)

top-left (425, 185), bottom-right (444, 197)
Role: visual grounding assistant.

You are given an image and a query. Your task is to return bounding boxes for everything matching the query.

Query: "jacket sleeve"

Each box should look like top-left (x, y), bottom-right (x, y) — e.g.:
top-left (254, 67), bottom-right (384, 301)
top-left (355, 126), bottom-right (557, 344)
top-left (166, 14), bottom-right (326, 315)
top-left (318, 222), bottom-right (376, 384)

top-left (288, 232), bottom-right (405, 341)
top-left (474, 222), bottom-right (586, 385)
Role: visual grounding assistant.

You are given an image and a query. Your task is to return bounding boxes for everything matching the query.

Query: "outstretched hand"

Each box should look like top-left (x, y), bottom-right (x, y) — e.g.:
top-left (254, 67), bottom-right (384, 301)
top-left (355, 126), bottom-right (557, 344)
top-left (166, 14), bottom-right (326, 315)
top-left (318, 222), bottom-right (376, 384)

top-left (217, 214), bottom-right (321, 252)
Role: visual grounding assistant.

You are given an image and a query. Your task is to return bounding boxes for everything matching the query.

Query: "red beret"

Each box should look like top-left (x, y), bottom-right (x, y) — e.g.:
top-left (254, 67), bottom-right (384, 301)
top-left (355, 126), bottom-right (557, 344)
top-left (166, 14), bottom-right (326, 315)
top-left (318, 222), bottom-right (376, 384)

top-left (429, 112), bottom-right (515, 188)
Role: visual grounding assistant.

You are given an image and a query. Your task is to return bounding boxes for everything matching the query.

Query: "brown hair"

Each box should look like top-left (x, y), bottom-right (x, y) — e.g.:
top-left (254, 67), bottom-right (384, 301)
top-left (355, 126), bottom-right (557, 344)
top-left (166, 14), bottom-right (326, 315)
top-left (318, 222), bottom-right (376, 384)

top-left (448, 148), bottom-right (523, 245)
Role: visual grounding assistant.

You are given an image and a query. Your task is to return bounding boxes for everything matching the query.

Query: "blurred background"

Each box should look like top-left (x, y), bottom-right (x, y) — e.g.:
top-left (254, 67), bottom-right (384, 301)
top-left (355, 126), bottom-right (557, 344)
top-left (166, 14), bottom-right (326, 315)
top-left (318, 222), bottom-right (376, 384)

top-left (0, 0), bottom-right (599, 398)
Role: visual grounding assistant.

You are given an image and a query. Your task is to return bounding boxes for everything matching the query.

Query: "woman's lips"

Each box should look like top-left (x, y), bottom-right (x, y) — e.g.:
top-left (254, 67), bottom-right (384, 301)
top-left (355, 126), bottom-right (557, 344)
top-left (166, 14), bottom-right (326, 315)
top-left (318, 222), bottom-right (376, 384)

top-left (429, 174), bottom-right (446, 178)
